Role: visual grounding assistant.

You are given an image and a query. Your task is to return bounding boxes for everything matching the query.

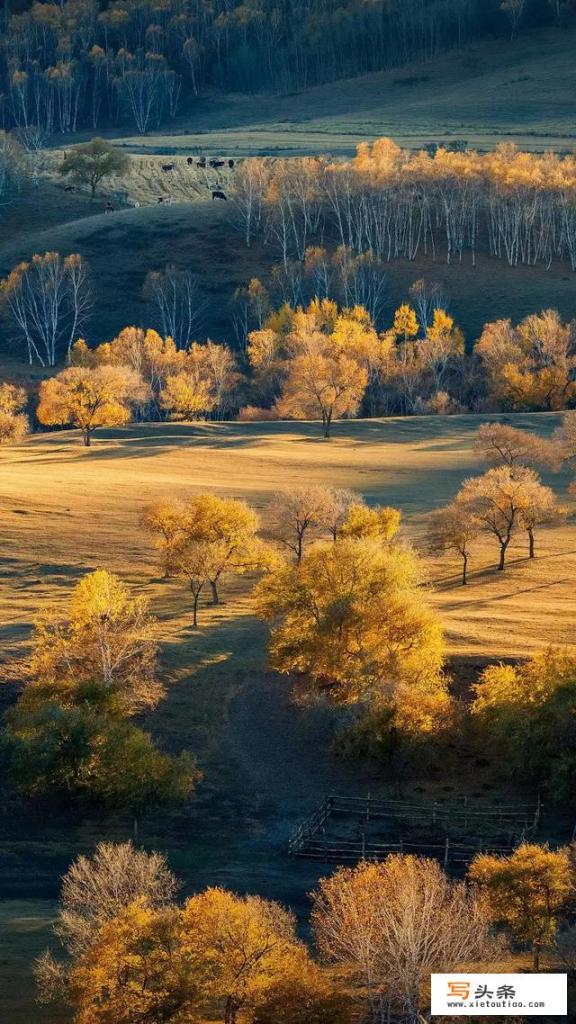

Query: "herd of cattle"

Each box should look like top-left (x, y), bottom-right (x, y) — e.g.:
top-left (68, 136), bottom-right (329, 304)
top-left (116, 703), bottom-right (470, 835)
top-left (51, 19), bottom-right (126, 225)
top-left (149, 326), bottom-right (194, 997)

top-left (62, 154), bottom-right (235, 209)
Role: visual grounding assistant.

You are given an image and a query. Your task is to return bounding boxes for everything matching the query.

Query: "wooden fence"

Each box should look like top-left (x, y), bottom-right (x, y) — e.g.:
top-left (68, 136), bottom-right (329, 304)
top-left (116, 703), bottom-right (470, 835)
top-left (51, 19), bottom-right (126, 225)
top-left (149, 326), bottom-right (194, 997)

top-left (288, 793), bottom-right (540, 867)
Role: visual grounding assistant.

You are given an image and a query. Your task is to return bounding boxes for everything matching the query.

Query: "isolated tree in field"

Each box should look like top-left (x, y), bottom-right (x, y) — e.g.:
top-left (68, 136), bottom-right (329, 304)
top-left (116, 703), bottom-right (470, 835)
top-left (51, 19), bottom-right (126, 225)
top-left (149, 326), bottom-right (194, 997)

top-left (276, 350), bottom-right (367, 438)
top-left (469, 843), bottom-right (574, 969)
top-left (474, 422), bottom-right (559, 470)
top-left (145, 494), bottom-right (268, 625)
top-left (0, 252), bottom-right (92, 365)
top-left (37, 364), bottom-right (147, 445)
top-left (518, 478), bottom-right (565, 558)
top-left (24, 568), bottom-right (163, 716)
top-left (338, 502), bottom-right (401, 543)
top-left (143, 265), bottom-right (207, 350)
top-left (271, 487), bottom-right (344, 561)
top-left (428, 502), bottom-right (481, 585)
top-left (456, 466), bottom-right (556, 570)
top-left (0, 382), bottom-right (28, 445)
top-left (255, 538), bottom-right (444, 707)
top-left (60, 138), bottom-right (129, 198)
top-left (312, 856), bottom-right (495, 1023)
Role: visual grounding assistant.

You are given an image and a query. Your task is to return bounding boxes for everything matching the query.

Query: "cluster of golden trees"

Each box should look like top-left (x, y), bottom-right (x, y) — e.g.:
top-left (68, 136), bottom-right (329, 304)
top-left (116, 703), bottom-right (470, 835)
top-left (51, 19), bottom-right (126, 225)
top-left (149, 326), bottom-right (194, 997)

top-left (429, 421), bottom-right (566, 579)
top-left (36, 836), bottom-right (576, 1023)
top-left (233, 140), bottom-right (576, 270)
top-left (0, 569), bottom-right (198, 825)
top-left (0, 380), bottom-right (28, 444)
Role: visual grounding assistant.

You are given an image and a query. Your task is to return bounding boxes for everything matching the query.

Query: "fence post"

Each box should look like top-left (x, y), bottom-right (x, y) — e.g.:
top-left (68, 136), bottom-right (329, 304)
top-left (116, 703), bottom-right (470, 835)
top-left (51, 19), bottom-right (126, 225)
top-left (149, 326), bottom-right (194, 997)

top-left (366, 792), bottom-right (371, 822)
top-left (444, 836), bottom-right (450, 869)
top-left (361, 830), bottom-right (366, 860)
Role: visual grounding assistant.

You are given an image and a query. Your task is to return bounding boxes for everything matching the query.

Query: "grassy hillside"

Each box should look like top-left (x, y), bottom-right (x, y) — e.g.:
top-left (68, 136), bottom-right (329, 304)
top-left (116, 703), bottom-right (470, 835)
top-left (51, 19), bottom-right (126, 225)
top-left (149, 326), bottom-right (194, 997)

top-left (112, 27), bottom-right (576, 157)
top-left (1, 187), bottom-right (575, 351)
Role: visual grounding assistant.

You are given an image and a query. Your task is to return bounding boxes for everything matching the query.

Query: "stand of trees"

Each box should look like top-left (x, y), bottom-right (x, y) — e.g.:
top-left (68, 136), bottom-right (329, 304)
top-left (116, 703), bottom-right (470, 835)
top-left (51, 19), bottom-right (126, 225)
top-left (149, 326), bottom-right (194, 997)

top-left (3, 1), bottom-right (564, 134)
top-left (233, 141), bottom-right (576, 271)
top-left (36, 835), bottom-right (576, 1023)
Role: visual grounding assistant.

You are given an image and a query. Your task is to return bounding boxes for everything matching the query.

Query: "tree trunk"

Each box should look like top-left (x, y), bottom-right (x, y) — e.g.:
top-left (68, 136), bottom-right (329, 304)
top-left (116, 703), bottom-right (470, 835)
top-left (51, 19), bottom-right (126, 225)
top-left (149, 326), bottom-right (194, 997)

top-left (192, 586), bottom-right (200, 627)
top-left (224, 996), bottom-right (237, 1024)
top-left (210, 579), bottom-right (219, 605)
top-left (528, 526), bottom-right (535, 558)
top-left (533, 940), bottom-right (541, 971)
top-left (133, 816), bottom-right (139, 844)
top-left (498, 540), bottom-right (509, 570)
top-left (462, 551), bottom-right (468, 585)
top-left (323, 413), bottom-right (331, 438)
top-left (83, 428), bottom-right (91, 447)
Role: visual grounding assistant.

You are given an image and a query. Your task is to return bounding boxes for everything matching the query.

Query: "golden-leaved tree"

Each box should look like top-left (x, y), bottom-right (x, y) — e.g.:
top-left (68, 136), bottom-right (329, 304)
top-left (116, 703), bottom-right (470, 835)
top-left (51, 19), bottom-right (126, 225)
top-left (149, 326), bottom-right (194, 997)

top-left (37, 364), bottom-right (147, 445)
top-left (469, 843), bottom-right (574, 969)
top-left (62, 887), bottom-right (334, 1024)
top-left (143, 493), bottom-right (271, 625)
top-left (312, 856), bottom-right (496, 1023)
top-left (0, 381), bottom-right (28, 444)
top-left (23, 568), bottom-right (163, 716)
top-left (255, 536), bottom-right (446, 728)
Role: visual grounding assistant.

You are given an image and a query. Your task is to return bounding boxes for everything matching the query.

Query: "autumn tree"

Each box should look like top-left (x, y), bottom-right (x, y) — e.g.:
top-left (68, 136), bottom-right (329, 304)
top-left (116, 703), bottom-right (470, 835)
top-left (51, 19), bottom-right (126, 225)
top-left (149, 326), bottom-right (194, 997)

top-left (270, 487), bottom-right (347, 561)
top-left (469, 843), bottom-right (574, 969)
top-left (0, 252), bottom-right (92, 365)
top-left (57, 887), bottom-right (318, 1024)
top-left (312, 856), bottom-right (496, 1023)
top-left (60, 137), bottom-right (129, 198)
top-left (255, 537), bottom-right (444, 712)
top-left (22, 568), bottom-right (163, 716)
top-left (55, 841), bottom-right (179, 956)
top-left (474, 421), bottom-right (559, 470)
top-left (475, 311), bottom-right (576, 412)
top-left (456, 465), bottom-right (559, 569)
top-left (472, 648), bottom-right (576, 797)
top-left (338, 502), bottom-right (401, 543)
top-left (144, 494), bottom-right (268, 625)
top-left (37, 364), bottom-right (147, 445)
top-left (0, 381), bottom-right (28, 444)
top-left (160, 341), bottom-right (242, 421)
top-left (276, 350), bottom-right (367, 438)
top-left (428, 501), bottom-right (481, 584)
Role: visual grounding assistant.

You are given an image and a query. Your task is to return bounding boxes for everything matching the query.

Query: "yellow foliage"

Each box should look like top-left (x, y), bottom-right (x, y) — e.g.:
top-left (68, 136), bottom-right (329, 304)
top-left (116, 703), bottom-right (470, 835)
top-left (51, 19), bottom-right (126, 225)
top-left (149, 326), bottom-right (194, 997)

top-left (338, 502), bottom-right (401, 542)
top-left (37, 365), bottom-right (147, 445)
top-left (469, 843), bottom-right (574, 966)
top-left (393, 303), bottom-right (419, 341)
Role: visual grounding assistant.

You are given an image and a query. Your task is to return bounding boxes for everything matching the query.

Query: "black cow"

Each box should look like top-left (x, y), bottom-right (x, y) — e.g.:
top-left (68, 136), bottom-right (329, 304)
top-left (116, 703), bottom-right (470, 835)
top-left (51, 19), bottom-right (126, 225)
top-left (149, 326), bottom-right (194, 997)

top-left (212, 190), bottom-right (227, 201)
top-left (161, 163), bottom-right (174, 172)
top-left (64, 184), bottom-right (75, 193)
top-left (157, 196), bottom-right (164, 204)
top-left (209, 159), bottom-right (225, 169)
top-left (197, 157), bottom-right (206, 168)
top-left (228, 159), bottom-right (235, 168)
top-left (187, 156), bottom-right (194, 165)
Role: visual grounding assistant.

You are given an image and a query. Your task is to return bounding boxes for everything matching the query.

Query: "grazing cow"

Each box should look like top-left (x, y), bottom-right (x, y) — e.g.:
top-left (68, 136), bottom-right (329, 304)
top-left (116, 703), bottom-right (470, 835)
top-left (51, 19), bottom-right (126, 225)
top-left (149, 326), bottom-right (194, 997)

top-left (132, 201), bottom-right (141, 208)
top-left (105, 203), bottom-right (114, 214)
top-left (64, 185), bottom-right (75, 193)
top-left (161, 163), bottom-right (174, 172)
top-left (228, 159), bottom-right (235, 168)
top-left (212, 190), bottom-right (227, 201)
top-left (209, 159), bottom-right (225, 169)
top-left (187, 156), bottom-right (194, 165)
top-left (197, 157), bottom-right (206, 168)
top-left (157, 196), bottom-right (164, 204)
